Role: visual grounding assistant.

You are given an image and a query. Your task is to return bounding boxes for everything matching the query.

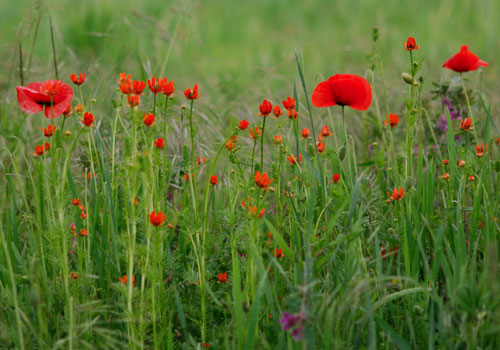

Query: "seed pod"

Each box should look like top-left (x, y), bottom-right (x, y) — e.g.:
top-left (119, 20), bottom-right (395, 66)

top-left (402, 73), bottom-right (413, 85)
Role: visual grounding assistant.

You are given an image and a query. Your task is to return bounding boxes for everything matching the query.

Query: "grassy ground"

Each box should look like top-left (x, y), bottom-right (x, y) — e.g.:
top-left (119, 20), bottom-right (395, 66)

top-left (1, 0), bottom-right (500, 349)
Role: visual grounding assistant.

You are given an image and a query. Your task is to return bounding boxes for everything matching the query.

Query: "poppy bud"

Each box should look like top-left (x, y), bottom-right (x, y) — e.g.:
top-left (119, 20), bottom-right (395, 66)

top-left (402, 73), bottom-right (413, 85)
top-left (338, 145), bottom-right (346, 161)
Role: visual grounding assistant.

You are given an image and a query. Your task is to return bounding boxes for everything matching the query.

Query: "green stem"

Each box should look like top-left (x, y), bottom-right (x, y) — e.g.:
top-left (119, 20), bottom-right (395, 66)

top-left (260, 116), bottom-right (267, 171)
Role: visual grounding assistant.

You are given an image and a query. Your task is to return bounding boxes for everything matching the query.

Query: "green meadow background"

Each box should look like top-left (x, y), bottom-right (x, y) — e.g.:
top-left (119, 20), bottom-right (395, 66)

top-left (1, 0), bottom-right (499, 113)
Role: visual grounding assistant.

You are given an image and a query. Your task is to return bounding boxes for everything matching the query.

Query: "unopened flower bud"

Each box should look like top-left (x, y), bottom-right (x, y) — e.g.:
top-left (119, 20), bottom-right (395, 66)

top-left (402, 73), bottom-right (413, 85)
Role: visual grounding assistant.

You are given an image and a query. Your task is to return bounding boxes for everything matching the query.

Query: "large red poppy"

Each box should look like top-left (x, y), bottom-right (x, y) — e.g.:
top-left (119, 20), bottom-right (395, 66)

top-left (442, 46), bottom-right (488, 73)
top-left (311, 74), bottom-right (372, 111)
top-left (16, 80), bottom-right (73, 118)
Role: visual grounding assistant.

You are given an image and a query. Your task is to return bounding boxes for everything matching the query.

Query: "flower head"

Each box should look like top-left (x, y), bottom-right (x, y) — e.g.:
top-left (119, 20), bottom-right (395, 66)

top-left (460, 118), bottom-right (473, 131)
top-left (282, 96), bottom-right (296, 111)
top-left (154, 137), bottom-right (164, 149)
top-left (16, 80), bottom-right (74, 118)
top-left (147, 77), bottom-right (163, 94)
top-left (332, 173), bottom-right (340, 184)
top-left (274, 248), bottom-right (284, 259)
top-left (118, 73), bottom-right (131, 85)
top-left (301, 128), bottom-right (310, 138)
top-left (82, 112), bottom-right (95, 127)
top-left (273, 135), bottom-right (283, 145)
top-left (143, 113), bottom-right (155, 126)
top-left (161, 79), bottom-right (176, 97)
top-left (184, 84), bottom-right (200, 100)
top-left (217, 272), bottom-right (228, 283)
top-left (210, 175), bottom-right (218, 185)
top-left (468, 175), bottom-right (475, 182)
top-left (127, 95), bottom-right (140, 108)
top-left (255, 171), bottom-right (273, 189)
top-left (384, 114), bottom-right (399, 127)
top-left (476, 143), bottom-right (488, 158)
top-left (149, 211), bottom-right (167, 226)
top-left (119, 274), bottom-right (136, 286)
top-left (312, 74), bottom-right (372, 111)
top-left (321, 125), bottom-right (333, 137)
top-left (317, 142), bottom-right (325, 153)
top-left (273, 106), bottom-right (283, 118)
top-left (387, 188), bottom-right (404, 201)
top-left (249, 127), bottom-right (262, 140)
top-left (442, 45), bottom-right (488, 73)
top-left (70, 73), bottom-right (87, 86)
top-left (258, 99), bottom-right (273, 117)
top-left (404, 37), bottom-right (420, 51)
top-left (238, 119), bottom-right (249, 130)
top-left (288, 153), bottom-right (302, 165)
top-left (41, 124), bottom-right (56, 137)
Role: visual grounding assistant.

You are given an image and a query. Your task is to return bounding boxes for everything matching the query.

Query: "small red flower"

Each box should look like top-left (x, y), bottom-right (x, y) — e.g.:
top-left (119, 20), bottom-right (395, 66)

top-left (119, 81), bottom-right (133, 95)
top-left (143, 113), bottom-right (155, 126)
top-left (442, 173), bottom-right (450, 180)
top-left (82, 112), bottom-right (95, 127)
top-left (16, 80), bottom-right (74, 118)
top-left (255, 171), bottom-right (273, 189)
top-left (154, 137), bottom-right (164, 149)
top-left (312, 74), bottom-right (372, 111)
top-left (149, 211), bottom-right (167, 226)
top-left (443, 159), bottom-right (449, 165)
top-left (132, 80), bottom-right (146, 95)
top-left (460, 118), bottom-right (473, 131)
top-left (384, 114), bottom-right (399, 127)
top-left (458, 160), bottom-right (465, 167)
top-left (217, 272), bottom-right (228, 283)
top-left (80, 228), bottom-right (88, 237)
top-left (127, 95), bottom-right (140, 108)
top-left (70, 272), bottom-right (79, 279)
top-left (161, 79), bottom-right (175, 97)
top-left (321, 125), bottom-right (333, 137)
top-left (387, 188), bottom-right (404, 201)
top-left (147, 77), bottom-right (163, 94)
top-left (74, 104), bottom-right (83, 114)
top-left (258, 99), bottom-right (273, 117)
top-left (442, 45), bottom-right (488, 73)
top-left (70, 73), bottom-right (86, 86)
top-left (332, 173), bottom-right (340, 184)
top-left (184, 84), bottom-right (200, 100)
top-left (287, 109), bottom-right (298, 119)
top-left (225, 140), bottom-right (236, 151)
top-left (63, 104), bottom-right (72, 117)
top-left (258, 208), bottom-right (266, 218)
top-left (403, 37), bottom-right (420, 51)
top-left (238, 119), bottom-right (249, 130)
top-left (273, 135), bottom-right (283, 145)
top-left (210, 175), bottom-right (218, 185)
top-left (301, 128), bottom-right (310, 138)
top-left (118, 73), bottom-right (131, 85)
top-left (33, 145), bottom-right (45, 156)
top-left (80, 211), bottom-right (87, 219)
top-left (72, 198), bottom-right (81, 206)
top-left (288, 153), bottom-right (302, 165)
top-left (273, 106), bottom-right (283, 118)
top-left (282, 96), bottom-right (296, 111)
top-left (41, 124), bottom-right (56, 137)
top-left (468, 175), bottom-right (475, 182)
top-left (274, 248), bottom-right (284, 259)
top-left (317, 142), bottom-right (325, 153)
top-left (249, 127), bottom-right (262, 140)
top-left (133, 198), bottom-right (139, 206)
top-left (120, 274), bottom-right (136, 286)
top-left (476, 143), bottom-right (488, 158)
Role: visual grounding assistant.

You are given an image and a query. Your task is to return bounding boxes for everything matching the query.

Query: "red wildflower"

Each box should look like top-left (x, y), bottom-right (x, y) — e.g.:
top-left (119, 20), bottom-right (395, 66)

top-left (301, 128), bottom-right (310, 138)
top-left (238, 119), bottom-right (249, 130)
top-left (70, 272), bottom-right (79, 279)
top-left (63, 104), bottom-right (72, 117)
top-left (41, 124), bottom-right (56, 137)
top-left (311, 74), bottom-right (372, 111)
top-left (74, 104), bottom-right (83, 114)
top-left (458, 160), bottom-right (465, 167)
top-left (33, 145), bottom-right (45, 156)
top-left (460, 118), bottom-right (473, 131)
top-left (282, 96), bottom-right (296, 110)
top-left (225, 140), bottom-right (236, 151)
top-left (443, 159), bottom-right (449, 165)
top-left (184, 84), bottom-right (200, 100)
top-left (133, 198), bottom-right (139, 206)
top-left (161, 79), bottom-right (175, 97)
top-left (16, 80), bottom-right (74, 118)
top-left (321, 125), bottom-right (333, 137)
top-left (119, 81), bottom-right (133, 95)
top-left (132, 80), bottom-right (146, 95)
top-left (80, 228), bottom-right (88, 237)
top-left (147, 77), bottom-right (163, 94)
top-left (258, 208), bottom-right (266, 218)
top-left (80, 211), bottom-right (87, 219)
top-left (274, 248), bottom-right (284, 259)
top-left (442, 173), bottom-right (450, 180)
top-left (182, 173), bottom-right (193, 181)
top-left (82, 112), bottom-right (95, 127)
top-left (217, 272), bottom-right (228, 283)
top-left (127, 95), bottom-right (140, 108)
top-left (149, 211), bottom-right (167, 226)
top-left (468, 175), bottom-right (475, 182)
top-left (249, 127), bottom-right (262, 140)
top-left (384, 114), bottom-right (399, 127)
top-left (442, 45), bottom-right (488, 73)
top-left (287, 109), bottom-right (298, 119)
top-left (143, 113), bottom-right (155, 126)
top-left (273, 106), bottom-right (283, 118)
top-left (154, 137), bottom-right (164, 149)
top-left (317, 142), bottom-right (325, 153)
top-left (497, 137), bottom-right (500, 145)
top-left (119, 275), bottom-right (136, 286)
top-left (70, 73), bottom-right (86, 86)
top-left (274, 135), bottom-right (283, 145)
top-left (476, 144), bottom-right (488, 158)
top-left (210, 175), bottom-right (218, 185)
top-left (258, 99), bottom-right (273, 117)
top-left (332, 173), bottom-right (340, 184)
top-left (72, 198), bottom-right (81, 206)
top-left (118, 73), bottom-right (131, 85)
top-left (403, 37), bottom-right (420, 51)
top-left (255, 171), bottom-right (273, 189)
top-left (197, 156), bottom-right (207, 165)
top-left (288, 153), bottom-right (302, 165)
top-left (387, 188), bottom-right (404, 201)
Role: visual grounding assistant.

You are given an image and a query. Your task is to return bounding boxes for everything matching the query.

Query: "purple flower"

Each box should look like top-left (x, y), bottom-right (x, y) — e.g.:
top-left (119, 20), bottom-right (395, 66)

top-left (280, 311), bottom-right (306, 341)
top-left (443, 98), bottom-right (461, 120)
top-left (437, 114), bottom-right (448, 132)
top-left (279, 312), bottom-right (297, 330)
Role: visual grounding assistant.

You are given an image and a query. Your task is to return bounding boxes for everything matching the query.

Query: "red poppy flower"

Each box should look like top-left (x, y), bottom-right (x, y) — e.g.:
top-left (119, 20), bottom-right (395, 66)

top-left (161, 79), bottom-right (176, 97)
top-left (282, 96), bottom-right (296, 110)
top-left (154, 137), bottom-right (164, 149)
top-left (301, 128), bottom-right (310, 138)
top-left (70, 73), bottom-right (86, 86)
top-left (143, 113), bottom-right (155, 126)
top-left (476, 143), bottom-right (488, 158)
top-left (460, 118), bottom-right (473, 131)
top-left (332, 173), bottom-right (340, 184)
top-left (320, 125), bottom-right (333, 137)
top-left (258, 99), bottom-right (273, 117)
top-left (82, 112), bottom-right (95, 127)
top-left (442, 46), bottom-right (488, 73)
top-left (384, 114), bottom-right (399, 127)
top-left (120, 274), bottom-right (136, 286)
top-left (127, 95), bottom-right (140, 108)
top-left (217, 272), bottom-right (228, 283)
top-left (184, 84), bottom-right (200, 100)
top-left (273, 135), bottom-right (283, 145)
top-left (403, 37), bottom-right (419, 51)
top-left (238, 119), bottom-right (249, 130)
top-left (273, 106), bottom-right (283, 118)
top-left (255, 171), bottom-right (273, 189)
top-left (387, 188), bottom-right (404, 201)
top-left (147, 77), bottom-right (163, 94)
top-left (41, 124), bottom-right (56, 137)
top-left (149, 211), bottom-right (167, 226)
top-left (16, 80), bottom-right (74, 118)
top-left (210, 175), bottom-right (218, 185)
top-left (311, 74), bottom-right (372, 111)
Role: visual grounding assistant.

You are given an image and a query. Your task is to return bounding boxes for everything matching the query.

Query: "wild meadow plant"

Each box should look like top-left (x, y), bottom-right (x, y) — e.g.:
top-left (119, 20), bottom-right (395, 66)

top-left (1, 35), bottom-right (500, 349)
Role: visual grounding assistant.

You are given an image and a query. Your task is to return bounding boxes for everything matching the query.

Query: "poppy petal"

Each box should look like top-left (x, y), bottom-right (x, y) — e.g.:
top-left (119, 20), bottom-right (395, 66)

top-left (16, 86), bottom-right (44, 115)
top-left (311, 80), bottom-right (336, 107)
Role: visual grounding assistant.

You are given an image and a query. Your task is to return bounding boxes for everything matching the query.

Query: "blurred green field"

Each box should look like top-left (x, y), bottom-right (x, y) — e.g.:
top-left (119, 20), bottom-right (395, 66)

top-left (1, 0), bottom-right (499, 109)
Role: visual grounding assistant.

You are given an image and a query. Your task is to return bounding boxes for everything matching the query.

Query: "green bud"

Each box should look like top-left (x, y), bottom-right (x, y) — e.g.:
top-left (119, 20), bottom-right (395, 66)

top-left (338, 145), bottom-right (346, 161)
top-left (402, 73), bottom-right (413, 85)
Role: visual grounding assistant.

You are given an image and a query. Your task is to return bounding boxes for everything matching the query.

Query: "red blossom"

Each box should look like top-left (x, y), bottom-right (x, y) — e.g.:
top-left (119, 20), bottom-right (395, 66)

top-left (149, 211), bottom-right (167, 226)
top-left (312, 74), bottom-right (372, 111)
top-left (258, 99), bottom-right (273, 117)
top-left (404, 37), bottom-right (420, 51)
top-left (154, 137), bottom-right (164, 149)
top-left (184, 84), bottom-right (200, 100)
top-left (16, 80), bottom-right (74, 118)
top-left (70, 73), bottom-right (86, 86)
top-left (442, 45), bottom-right (488, 73)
